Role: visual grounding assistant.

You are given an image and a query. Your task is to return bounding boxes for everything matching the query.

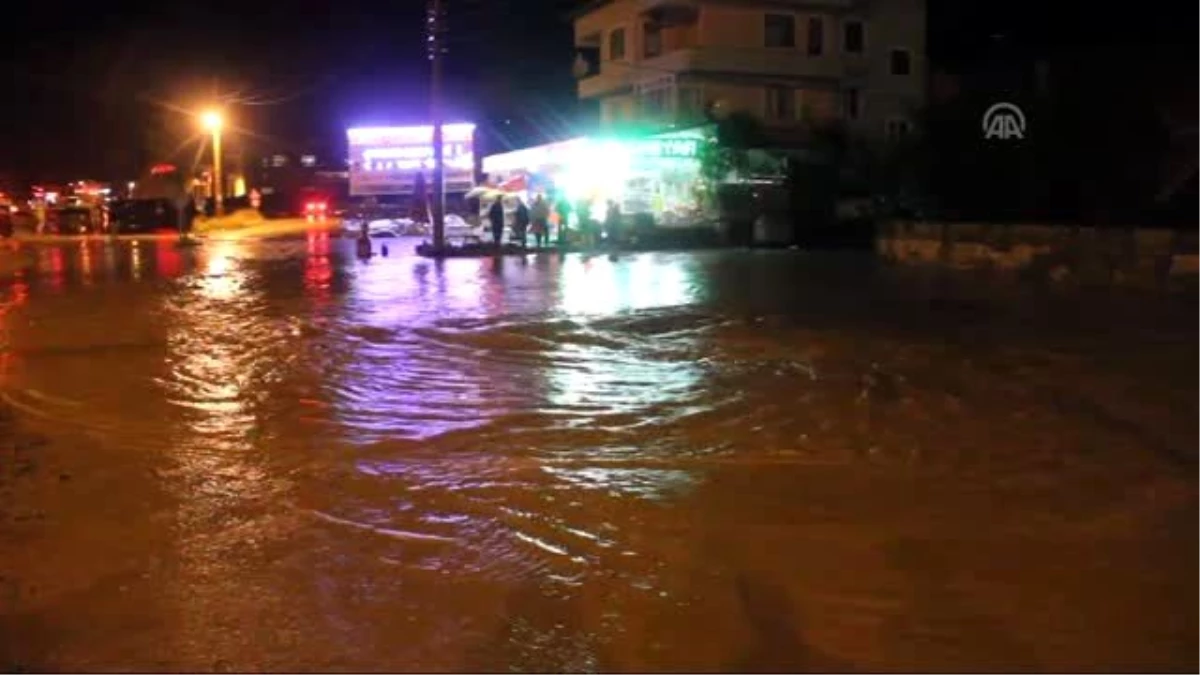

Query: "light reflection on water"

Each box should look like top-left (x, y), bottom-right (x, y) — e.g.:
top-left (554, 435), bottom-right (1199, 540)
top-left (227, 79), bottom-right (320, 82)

top-left (0, 235), bottom-right (1194, 671)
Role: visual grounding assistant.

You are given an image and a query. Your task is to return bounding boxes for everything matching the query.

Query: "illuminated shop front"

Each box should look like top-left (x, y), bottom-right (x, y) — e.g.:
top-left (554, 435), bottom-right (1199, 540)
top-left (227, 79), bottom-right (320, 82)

top-left (347, 123), bottom-right (476, 196)
top-left (481, 127), bottom-right (710, 227)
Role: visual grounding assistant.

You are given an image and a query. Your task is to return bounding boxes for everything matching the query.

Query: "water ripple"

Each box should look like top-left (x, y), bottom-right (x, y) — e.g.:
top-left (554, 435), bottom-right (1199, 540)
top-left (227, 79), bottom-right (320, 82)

top-left (0, 237), bottom-right (1194, 671)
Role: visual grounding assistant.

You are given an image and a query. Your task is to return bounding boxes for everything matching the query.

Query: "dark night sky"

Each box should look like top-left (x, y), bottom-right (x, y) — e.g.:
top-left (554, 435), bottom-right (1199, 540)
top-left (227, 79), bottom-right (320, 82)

top-left (0, 0), bottom-right (1192, 184)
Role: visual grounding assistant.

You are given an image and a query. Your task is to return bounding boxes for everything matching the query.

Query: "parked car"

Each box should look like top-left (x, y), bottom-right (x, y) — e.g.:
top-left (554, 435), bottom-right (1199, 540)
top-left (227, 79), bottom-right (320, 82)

top-left (343, 214), bottom-right (479, 239)
top-left (110, 199), bottom-right (193, 234)
top-left (54, 206), bottom-right (104, 234)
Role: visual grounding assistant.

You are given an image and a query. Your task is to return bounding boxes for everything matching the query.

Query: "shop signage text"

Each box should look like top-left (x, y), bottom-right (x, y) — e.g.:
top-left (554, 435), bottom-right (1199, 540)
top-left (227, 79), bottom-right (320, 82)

top-left (633, 138), bottom-right (700, 160)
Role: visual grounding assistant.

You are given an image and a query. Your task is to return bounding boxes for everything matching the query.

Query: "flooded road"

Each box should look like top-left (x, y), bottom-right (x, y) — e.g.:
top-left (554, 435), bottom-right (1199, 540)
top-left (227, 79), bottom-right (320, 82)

top-left (0, 233), bottom-right (1195, 672)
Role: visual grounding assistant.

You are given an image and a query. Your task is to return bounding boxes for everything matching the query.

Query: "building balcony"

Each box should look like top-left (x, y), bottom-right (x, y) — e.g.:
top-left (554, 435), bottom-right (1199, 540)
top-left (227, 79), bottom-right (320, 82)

top-left (578, 67), bottom-right (636, 100)
top-left (640, 0), bottom-right (700, 23)
top-left (579, 46), bottom-right (859, 101)
top-left (742, 0), bottom-right (863, 11)
top-left (649, 46), bottom-right (844, 82)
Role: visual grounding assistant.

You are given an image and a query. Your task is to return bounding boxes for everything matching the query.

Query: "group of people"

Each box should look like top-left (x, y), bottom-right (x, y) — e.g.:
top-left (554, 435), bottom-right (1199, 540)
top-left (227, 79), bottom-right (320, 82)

top-left (486, 194), bottom-right (623, 251)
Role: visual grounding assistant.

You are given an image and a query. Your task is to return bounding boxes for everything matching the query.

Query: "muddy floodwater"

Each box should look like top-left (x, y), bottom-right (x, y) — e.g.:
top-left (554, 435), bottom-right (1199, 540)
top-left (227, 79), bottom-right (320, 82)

top-left (0, 233), bottom-right (1195, 672)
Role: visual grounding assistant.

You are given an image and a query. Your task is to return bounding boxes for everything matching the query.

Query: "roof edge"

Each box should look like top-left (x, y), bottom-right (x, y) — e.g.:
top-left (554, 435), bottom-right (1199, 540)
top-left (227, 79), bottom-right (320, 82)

top-left (565, 0), bottom-right (615, 21)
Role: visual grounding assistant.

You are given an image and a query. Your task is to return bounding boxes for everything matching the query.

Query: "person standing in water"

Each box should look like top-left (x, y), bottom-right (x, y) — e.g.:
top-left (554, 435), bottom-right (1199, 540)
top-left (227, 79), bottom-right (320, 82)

top-left (513, 197), bottom-right (531, 249)
top-left (575, 198), bottom-right (595, 248)
top-left (531, 194), bottom-right (550, 249)
top-left (487, 197), bottom-right (505, 250)
top-left (356, 221), bottom-right (372, 258)
top-left (604, 199), bottom-right (622, 249)
top-left (554, 195), bottom-right (572, 247)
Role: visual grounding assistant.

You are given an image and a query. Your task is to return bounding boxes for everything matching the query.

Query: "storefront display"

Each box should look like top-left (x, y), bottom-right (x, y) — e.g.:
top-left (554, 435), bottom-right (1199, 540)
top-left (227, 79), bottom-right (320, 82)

top-left (480, 127), bottom-right (711, 228)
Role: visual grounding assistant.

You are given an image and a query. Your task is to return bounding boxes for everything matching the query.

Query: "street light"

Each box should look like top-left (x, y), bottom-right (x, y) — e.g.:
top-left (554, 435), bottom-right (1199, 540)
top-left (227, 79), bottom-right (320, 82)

top-left (201, 109), bottom-right (225, 216)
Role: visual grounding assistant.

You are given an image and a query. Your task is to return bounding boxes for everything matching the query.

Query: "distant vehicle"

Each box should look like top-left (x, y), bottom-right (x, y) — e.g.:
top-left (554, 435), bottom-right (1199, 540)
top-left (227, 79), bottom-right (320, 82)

top-left (304, 199), bottom-right (330, 219)
top-left (444, 213), bottom-right (483, 241)
top-left (54, 206), bottom-right (104, 234)
top-left (342, 213), bottom-right (478, 240)
top-left (110, 199), bottom-right (193, 234)
top-left (343, 217), bottom-right (427, 238)
top-left (260, 186), bottom-right (338, 218)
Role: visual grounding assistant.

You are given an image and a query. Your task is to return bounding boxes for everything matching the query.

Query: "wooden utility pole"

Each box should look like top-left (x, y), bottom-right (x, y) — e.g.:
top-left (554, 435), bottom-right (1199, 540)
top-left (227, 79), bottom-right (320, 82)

top-left (427, 0), bottom-right (446, 252)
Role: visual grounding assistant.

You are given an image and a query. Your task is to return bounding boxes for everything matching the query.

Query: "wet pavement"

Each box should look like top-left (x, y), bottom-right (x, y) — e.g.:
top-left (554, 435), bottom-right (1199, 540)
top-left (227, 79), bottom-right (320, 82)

top-left (0, 232), bottom-right (1195, 672)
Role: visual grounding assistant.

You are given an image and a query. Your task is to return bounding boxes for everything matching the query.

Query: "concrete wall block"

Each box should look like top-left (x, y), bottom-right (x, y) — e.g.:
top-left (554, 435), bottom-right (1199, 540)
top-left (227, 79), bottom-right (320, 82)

top-left (947, 242), bottom-right (993, 268)
top-left (1169, 254), bottom-right (1199, 276)
top-left (876, 222), bottom-right (1196, 293)
top-left (1074, 252), bottom-right (1114, 286)
top-left (895, 239), bottom-right (941, 263)
top-left (1112, 251), bottom-right (1166, 289)
top-left (1174, 231), bottom-right (1199, 253)
top-left (911, 222), bottom-right (942, 240)
top-left (993, 243), bottom-right (1051, 270)
top-left (947, 222), bottom-right (987, 243)
top-left (1008, 224), bottom-right (1063, 245)
top-left (983, 223), bottom-right (1019, 250)
top-left (1110, 267), bottom-right (1160, 290)
top-left (1073, 226), bottom-right (1098, 246)
top-left (1135, 229), bottom-right (1176, 256)
top-left (987, 247), bottom-right (1024, 270)
top-left (1100, 228), bottom-right (1137, 259)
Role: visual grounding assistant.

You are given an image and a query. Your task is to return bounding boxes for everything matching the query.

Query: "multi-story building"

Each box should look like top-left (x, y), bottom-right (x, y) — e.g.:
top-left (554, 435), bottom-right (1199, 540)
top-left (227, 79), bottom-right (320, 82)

top-left (572, 0), bottom-right (926, 143)
top-left (245, 144), bottom-right (349, 214)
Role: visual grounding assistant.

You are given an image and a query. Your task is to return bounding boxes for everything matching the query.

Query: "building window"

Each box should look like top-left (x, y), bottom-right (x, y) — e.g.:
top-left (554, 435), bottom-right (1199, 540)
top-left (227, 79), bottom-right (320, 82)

top-left (678, 87), bottom-right (702, 119)
top-left (807, 17), bottom-right (824, 56)
top-left (300, 154), bottom-right (316, 167)
top-left (766, 86), bottom-right (796, 121)
top-left (640, 89), bottom-right (670, 119)
top-left (890, 49), bottom-right (911, 75)
top-left (605, 100), bottom-right (622, 124)
top-left (644, 22), bottom-right (662, 58)
top-left (609, 28), bottom-right (626, 60)
top-left (844, 88), bottom-right (860, 120)
top-left (271, 154), bottom-right (288, 167)
top-left (886, 118), bottom-right (912, 139)
top-left (843, 21), bottom-right (864, 54)
top-left (764, 14), bottom-right (796, 48)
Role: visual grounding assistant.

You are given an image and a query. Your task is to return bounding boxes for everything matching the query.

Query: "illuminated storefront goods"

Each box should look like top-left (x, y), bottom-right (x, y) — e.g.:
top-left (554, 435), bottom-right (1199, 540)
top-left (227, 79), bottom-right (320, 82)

top-left (479, 127), bottom-right (711, 226)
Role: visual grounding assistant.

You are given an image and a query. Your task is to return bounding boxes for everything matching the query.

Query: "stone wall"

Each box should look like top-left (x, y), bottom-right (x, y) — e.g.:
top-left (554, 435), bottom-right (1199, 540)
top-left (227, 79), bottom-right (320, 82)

top-left (877, 221), bottom-right (1199, 290)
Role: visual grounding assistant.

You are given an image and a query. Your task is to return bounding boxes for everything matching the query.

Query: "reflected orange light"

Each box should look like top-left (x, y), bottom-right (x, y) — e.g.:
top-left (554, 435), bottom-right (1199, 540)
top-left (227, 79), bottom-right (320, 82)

top-left (130, 243), bottom-right (143, 281)
top-left (11, 278), bottom-right (28, 306)
top-left (199, 240), bottom-right (242, 300)
top-left (79, 242), bottom-right (94, 283)
top-left (48, 248), bottom-right (65, 291)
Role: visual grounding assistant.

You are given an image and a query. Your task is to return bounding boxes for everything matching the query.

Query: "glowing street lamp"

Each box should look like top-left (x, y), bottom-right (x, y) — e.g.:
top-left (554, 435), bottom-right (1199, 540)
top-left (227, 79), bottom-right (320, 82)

top-left (201, 109), bottom-right (225, 216)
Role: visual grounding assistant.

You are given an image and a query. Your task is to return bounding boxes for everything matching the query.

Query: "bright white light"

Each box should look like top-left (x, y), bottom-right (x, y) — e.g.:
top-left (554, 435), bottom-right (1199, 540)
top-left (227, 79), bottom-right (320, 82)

top-left (482, 137), bottom-right (586, 174)
top-left (200, 110), bottom-right (224, 132)
top-left (347, 123), bottom-right (476, 146)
